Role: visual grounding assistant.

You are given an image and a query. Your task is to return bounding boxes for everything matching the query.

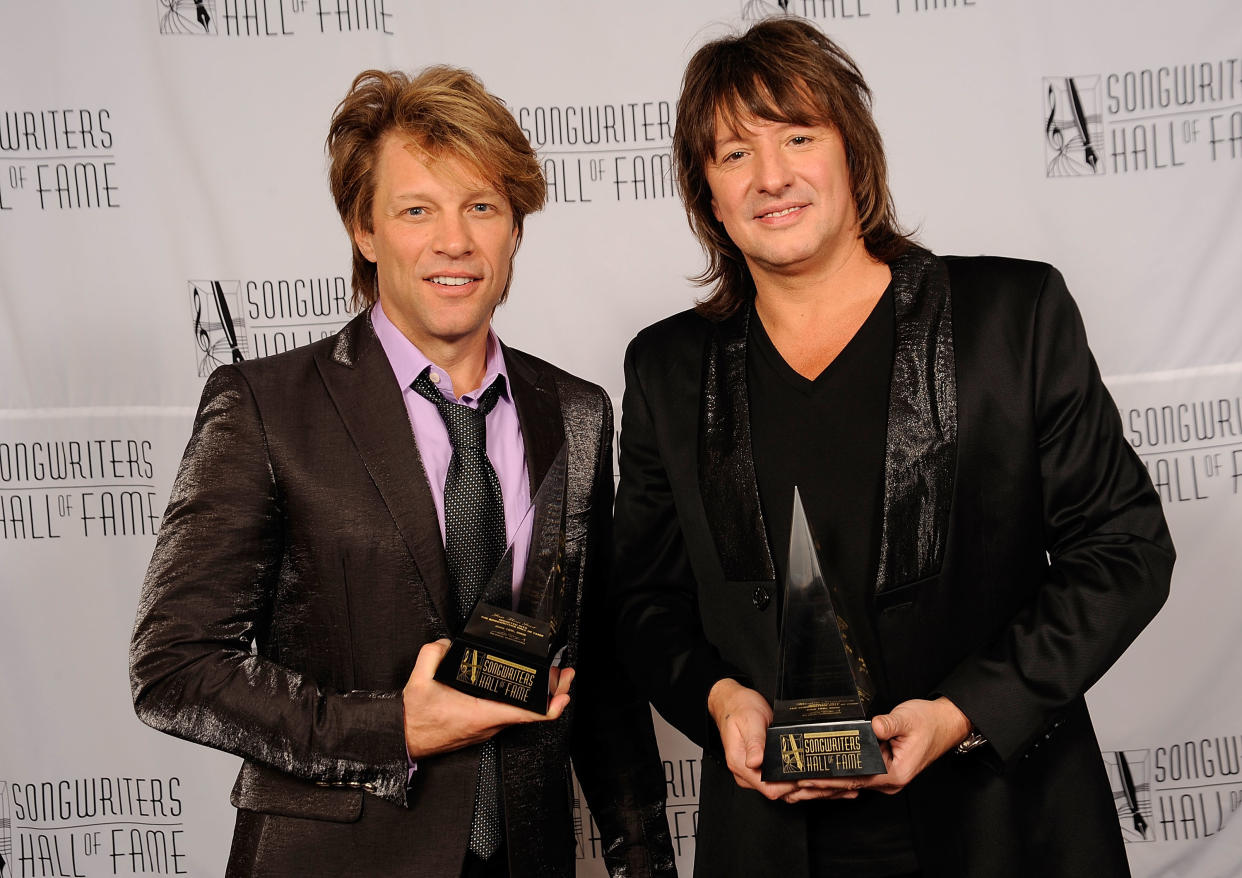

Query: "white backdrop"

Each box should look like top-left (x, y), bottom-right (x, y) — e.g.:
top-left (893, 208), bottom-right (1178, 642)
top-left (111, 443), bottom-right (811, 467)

top-left (2, 2), bottom-right (1241, 876)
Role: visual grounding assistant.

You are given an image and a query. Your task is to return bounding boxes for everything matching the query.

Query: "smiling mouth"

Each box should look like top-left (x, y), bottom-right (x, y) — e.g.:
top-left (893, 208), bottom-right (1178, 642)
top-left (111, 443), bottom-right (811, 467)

top-left (758, 205), bottom-right (804, 219)
top-left (428, 276), bottom-right (477, 287)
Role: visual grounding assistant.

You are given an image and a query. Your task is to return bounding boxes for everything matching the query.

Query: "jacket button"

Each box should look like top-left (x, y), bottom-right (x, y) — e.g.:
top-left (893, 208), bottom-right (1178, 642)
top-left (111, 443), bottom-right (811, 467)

top-left (752, 586), bottom-right (771, 611)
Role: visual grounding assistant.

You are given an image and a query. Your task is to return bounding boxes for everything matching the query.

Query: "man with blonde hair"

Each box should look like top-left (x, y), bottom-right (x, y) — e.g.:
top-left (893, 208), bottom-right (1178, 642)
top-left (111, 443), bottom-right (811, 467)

top-left (132, 65), bottom-right (674, 878)
top-left (612, 17), bottom-right (1172, 878)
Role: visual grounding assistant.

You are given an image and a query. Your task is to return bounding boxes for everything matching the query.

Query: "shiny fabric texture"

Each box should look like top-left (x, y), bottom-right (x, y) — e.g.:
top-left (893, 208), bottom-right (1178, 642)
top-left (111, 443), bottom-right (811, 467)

top-left (876, 246), bottom-right (957, 594)
top-left (698, 308), bottom-right (776, 583)
top-left (612, 252), bottom-right (1174, 877)
top-left (131, 311), bottom-right (673, 878)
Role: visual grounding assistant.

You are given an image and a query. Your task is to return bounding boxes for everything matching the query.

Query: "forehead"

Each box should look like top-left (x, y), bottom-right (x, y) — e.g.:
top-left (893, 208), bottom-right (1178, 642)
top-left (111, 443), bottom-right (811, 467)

top-left (707, 84), bottom-right (829, 141)
top-left (373, 132), bottom-right (499, 195)
top-left (710, 110), bottom-right (832, 146)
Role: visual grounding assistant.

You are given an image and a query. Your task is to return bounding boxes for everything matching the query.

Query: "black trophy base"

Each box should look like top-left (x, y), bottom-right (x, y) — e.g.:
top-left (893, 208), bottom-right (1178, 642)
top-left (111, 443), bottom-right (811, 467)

top-left (762, 719), bottom-right (885, 781)
top-left (433, 603), bottom-right (554, 714)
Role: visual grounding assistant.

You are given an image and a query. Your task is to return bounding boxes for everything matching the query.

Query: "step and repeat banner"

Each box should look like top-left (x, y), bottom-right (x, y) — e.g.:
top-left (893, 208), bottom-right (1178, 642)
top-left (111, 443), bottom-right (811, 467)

top-left (2, 2), bottom-right (1240, 876)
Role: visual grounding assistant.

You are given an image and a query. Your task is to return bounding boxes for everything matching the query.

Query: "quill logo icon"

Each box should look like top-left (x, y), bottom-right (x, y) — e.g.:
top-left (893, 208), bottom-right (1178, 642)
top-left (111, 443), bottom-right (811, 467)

top-left (190, 280), bottom-right (249, 377)
top-left (1103, 750), bottom-right (1155, 844)
top-left (1044, 76), bottom-right (1105, 177)
top-left (158, 0), bottom-right (217, 34)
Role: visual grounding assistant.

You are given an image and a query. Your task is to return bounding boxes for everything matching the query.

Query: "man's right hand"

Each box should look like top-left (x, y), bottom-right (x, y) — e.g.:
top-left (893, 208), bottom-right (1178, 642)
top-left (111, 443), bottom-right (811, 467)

top-left (402, 639), bottom-right (574, 760)
top-left (707, 678), bottom-right (800, 801)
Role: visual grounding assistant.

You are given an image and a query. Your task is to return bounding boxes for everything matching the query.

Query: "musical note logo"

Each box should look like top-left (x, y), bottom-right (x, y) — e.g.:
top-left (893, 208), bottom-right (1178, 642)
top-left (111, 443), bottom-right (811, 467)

top-left (1044, 76), bottom-right (1104, 177)
top-left (189, 280), bottom-right (249, 376)
top-left (158, 0), bottom-right (217, 35)
top-left (1102, 749), bottom-right (1155, 843)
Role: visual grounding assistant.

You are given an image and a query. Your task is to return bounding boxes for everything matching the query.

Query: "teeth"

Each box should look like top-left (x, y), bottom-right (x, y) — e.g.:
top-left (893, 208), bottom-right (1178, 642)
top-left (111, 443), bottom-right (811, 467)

top-left (430, 276), bottom-right (473, 286)
top-left (762, 206), bottom-right (801, 218)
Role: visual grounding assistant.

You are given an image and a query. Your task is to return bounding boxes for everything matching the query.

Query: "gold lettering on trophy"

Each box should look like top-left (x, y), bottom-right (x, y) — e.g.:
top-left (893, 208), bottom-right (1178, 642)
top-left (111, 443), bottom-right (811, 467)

top-left (459, 652), bottom-right (537, 702)
top-left (781, 731), bottom-right (863, 775)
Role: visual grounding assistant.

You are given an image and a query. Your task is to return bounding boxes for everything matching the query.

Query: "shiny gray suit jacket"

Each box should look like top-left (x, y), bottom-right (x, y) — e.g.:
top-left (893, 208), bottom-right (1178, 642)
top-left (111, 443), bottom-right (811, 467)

top-left (131, 311), bottom-right (672, 878)
top-left (612, 247), bottom-right (1173, 878)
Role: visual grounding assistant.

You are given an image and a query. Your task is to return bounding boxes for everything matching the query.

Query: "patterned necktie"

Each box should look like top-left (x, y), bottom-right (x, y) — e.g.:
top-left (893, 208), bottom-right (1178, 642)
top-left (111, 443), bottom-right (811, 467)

top-left (412, 368), bottom-right (506, 860)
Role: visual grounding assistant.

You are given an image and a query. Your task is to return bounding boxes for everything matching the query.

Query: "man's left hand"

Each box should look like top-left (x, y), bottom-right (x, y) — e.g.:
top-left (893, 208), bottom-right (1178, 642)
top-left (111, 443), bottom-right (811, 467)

top-left (781, 696), bottom-right (971, 803)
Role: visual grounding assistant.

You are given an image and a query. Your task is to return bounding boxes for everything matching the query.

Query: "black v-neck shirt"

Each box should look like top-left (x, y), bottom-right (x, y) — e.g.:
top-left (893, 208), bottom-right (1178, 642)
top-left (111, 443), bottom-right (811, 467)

top-left (748, 286), bottom-right (919, 876)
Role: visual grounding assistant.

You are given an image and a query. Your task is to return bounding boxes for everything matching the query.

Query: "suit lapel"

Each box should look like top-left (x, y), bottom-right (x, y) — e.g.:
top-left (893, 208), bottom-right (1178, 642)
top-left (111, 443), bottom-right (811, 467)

top-left (504, 346), bottom-right (564, 500)
top-left (875, 247), bottom-right (958, 595)
top-left (502, 347), bottom-right (568, 625)
top-left (315, 311), bottom-right (454, 629)
top-left (698, 308), bottom-right (777, 583)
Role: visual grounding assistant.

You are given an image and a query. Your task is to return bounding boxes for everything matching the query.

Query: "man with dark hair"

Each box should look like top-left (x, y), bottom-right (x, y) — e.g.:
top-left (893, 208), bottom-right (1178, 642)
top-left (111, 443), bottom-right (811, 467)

top-left (612, 17), bottom-right (1172, 878)
top-left (131, 66), bottom-right (674, 878)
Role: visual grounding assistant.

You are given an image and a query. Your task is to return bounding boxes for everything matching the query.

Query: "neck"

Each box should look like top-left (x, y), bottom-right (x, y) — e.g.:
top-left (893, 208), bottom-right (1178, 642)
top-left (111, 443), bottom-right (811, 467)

top-left (751, 237), bottom-right (888, 329)
top-left (396, 321), bottom-right (492, 394)
top-left (750, 240), bottom-right (891, 381)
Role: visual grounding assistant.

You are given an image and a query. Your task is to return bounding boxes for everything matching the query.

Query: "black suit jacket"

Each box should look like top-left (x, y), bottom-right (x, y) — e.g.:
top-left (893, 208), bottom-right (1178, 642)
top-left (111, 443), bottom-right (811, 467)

top-left (612, 248), bottom-right (1173, 878)
top-left (131, 311), bottom-right (672, 878)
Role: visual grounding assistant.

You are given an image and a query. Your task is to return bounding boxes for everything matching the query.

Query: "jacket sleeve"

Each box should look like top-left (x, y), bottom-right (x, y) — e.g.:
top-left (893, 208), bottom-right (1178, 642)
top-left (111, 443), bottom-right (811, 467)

top-left (129, 365), bottom-right (409, 805)
top-left (610, 335), bottom-right (742, 749)
top-left (570, 386), bottom-right (677, 877)
top-left (935, 264), bottom-right (1175, 767)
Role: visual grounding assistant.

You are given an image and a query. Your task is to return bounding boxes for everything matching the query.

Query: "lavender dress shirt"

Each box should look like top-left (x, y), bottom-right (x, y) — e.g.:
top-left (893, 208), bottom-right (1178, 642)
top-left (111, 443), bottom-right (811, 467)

top-left (371, 300), bottom-right (533, 603)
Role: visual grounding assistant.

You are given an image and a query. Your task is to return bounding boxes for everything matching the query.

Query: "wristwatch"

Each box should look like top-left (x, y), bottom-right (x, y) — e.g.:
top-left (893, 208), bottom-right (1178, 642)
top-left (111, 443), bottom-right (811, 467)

top-left (954, 727), bottom-right (988, 756)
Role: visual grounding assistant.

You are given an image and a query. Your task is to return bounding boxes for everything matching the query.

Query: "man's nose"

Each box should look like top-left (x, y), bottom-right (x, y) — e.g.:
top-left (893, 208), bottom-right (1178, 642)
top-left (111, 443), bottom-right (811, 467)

top-left (753, 146), bottom-right (794, 194)
top-left (433, 212), bottom-right (474, 258)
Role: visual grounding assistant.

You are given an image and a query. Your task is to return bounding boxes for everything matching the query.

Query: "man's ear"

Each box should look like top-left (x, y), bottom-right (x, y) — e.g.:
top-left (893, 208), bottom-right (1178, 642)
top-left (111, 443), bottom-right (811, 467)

top-left (353, 225), bottom-right (377, 262)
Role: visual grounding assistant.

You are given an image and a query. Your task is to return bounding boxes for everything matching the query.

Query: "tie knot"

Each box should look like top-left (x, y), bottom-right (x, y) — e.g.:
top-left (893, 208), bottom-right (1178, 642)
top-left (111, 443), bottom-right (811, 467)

top-left (412, 371), bottom-right (504, 451)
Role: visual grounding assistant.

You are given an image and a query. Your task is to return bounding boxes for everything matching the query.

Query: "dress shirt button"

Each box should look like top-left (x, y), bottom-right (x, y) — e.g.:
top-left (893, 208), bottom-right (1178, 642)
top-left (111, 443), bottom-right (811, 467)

top-left (752, 586), bottom-right (771, 611)
top-left (429, 371), bottom-right (441, 384)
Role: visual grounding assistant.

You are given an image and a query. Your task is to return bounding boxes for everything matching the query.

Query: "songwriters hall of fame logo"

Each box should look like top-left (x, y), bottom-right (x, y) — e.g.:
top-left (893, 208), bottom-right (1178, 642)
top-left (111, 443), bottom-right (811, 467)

top-left (1044, 76), bottom-right (1105, 177)
top-left (191, 280), bottom-right (249, 376)
top-left (159, 0), bottom-right (217, 34)
top-left (1103, 750), bottom-right (1156, 844)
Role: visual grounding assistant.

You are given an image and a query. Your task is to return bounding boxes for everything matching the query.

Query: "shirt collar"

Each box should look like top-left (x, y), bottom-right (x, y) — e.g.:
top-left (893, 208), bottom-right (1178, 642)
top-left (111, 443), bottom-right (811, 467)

top-left (371, 299), bottom-right (511, 404)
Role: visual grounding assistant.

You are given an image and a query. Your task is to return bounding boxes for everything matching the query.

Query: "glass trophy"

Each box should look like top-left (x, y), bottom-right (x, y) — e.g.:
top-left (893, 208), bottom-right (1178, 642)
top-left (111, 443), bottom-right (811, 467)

top-left (434, 444), bottom-right (568, 713)
top-left (761, 488), bottom-right (886, 780)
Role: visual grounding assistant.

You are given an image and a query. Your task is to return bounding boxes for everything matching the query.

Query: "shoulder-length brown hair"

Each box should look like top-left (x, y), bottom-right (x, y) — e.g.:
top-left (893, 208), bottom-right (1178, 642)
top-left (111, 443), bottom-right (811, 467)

top-left (326, 66), bottom-right (545, 310)
top-left (675, 17), bottom-right (912, 320)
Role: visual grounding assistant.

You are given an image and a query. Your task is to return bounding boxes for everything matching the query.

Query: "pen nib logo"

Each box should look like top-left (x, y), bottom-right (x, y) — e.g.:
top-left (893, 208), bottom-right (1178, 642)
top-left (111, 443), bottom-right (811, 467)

top-left (159, 0), bottom-right (217, 35)
top-left (742, 0), bottom-right (790, 21)
top-left (1103, 750), bottom-right (1154, 843)
top-left (1044, 75), bottom-right (1104, 177)
top-left (190, 280), bottom-right (249, 376)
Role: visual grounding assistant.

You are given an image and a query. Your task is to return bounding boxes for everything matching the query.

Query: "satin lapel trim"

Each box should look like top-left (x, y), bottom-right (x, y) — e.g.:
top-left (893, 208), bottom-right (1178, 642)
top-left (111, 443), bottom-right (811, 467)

top-left (875, 247), bottom-right (958, 595)
top-left (504, 347), bottom-right (564, 500)
top-left (315, 311), bottom-right (454, 629)
top-left (698, 308), bottom-right (776, 583)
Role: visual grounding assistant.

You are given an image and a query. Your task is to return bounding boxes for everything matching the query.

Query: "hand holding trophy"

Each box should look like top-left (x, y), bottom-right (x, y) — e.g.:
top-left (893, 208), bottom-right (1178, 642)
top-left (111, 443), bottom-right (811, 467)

top-left (435, 445), bottom-right (569, 714)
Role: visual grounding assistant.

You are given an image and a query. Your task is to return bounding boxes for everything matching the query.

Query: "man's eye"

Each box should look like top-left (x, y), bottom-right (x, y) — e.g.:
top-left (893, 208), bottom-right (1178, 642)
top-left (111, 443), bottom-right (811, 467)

top-left (790, 135), bottom-right (811, 145)
top-left (405, 207), bottom-right (425, 216)
top-left (721, 150), bottom-right (746, 163)
top-left (471, 203), bottom-right (494, 213)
